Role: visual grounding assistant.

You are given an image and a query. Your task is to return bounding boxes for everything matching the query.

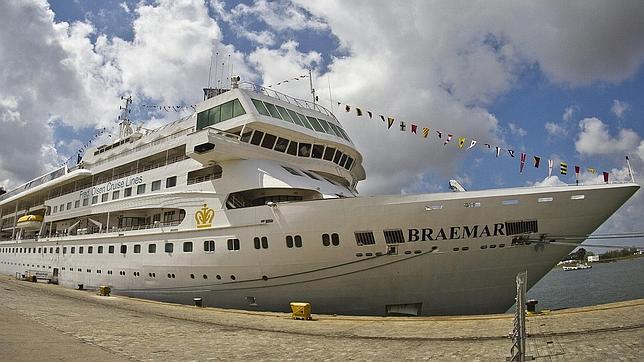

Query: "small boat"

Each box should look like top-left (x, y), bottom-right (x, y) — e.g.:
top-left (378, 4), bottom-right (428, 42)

top-left (562, 263), bottom-right (592, 271)
top-left (15, 214), bottom-right (44, 230)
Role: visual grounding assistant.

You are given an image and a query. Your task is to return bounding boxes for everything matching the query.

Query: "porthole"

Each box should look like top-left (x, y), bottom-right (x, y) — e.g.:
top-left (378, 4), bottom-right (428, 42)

top-left (262, 275), bottom-right (268, 281)
top-left (203, 274), bottom-right (208, 279)
top-left (190, 274), bottom-right (195, 279)
top-left (216, 275), bottom-right (221, 280)
top-left (230, 275), bottom-right (236, 280)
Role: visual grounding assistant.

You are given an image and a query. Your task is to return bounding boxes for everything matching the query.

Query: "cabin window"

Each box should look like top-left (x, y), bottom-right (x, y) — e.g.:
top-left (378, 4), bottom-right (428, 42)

top-left (345, 157), bottom-right (354, 170)
top-left (227, 238), bottom-right (240, 251)
top-left (274, 137), bottom-right (289, 153)
top-left (286, 141), bottom-right (298, 156)
top-left (250, 130), bottom-right (264, 146)
top-left (333, 151), bottom-right (343, 164)
top-left (311, 145), bottom-right (325, 159)
top-left (74, 200), bottom-right (80, 208)
top-left (339, 154), bottom-right (349, 168)
top-left (240, 129), bottom-right (253, 143)
top-left (165, 242), bottom-right (174, 253)
top-left (66, 202), bottom-right (72, 210)
top-left (286, 235), bottom-right (294, 248)
top-left (323, 147), bottom-right (336, 161)
top-left (79, 246), bottom-right (84, 254)
top-left (53, 206), bottom-right (58, 213)
top-left (166, 176), bottom-right (177, 188)
top-left (220, 101), bottom-right (234, 120)
top-left (120, 245), bottom-right (127, 254)
top-left (298, 143), bottom-right (311, 157)
top-left (88, 246), bottom-right (93, 254)
top-left (83, 198), bottom-right (89, 206)
top-left (151, 180), bottom-right (161, 191)
top-left (322, 233), bottom-right (330, 246)
top-left (254, 237), bottom-right (260, 249)
top-left (108, 245), bottom-right (114, 254)
top-left (261, 133), bottom-right (277, 149)
top-left (148, 243), bottom-right (156, 253)
top-left (91, 196), bottom-right (98, 204)
top-left (331, 233), bottom-right (340, 246)
top-left (183, 242), bottom-right (193, 252)
top-left (70, 247), bottom-right (75, 254)
top-left (124, 187), bottom-right (132, 197)
top-left (112, 190), bottom-right (120, 200)
top-left (98, 246), bottom-right (103, 254)
top-left (134, 244), bottom-right (141, 253)
top-left (137, 184), bottom-right (146, 195)
top-left (204, 240), bottom-right (215, 252)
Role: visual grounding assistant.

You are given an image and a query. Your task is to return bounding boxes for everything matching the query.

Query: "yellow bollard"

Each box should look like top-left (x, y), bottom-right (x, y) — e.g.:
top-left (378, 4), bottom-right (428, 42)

top-left (98, 285), bottom-right (111, 296)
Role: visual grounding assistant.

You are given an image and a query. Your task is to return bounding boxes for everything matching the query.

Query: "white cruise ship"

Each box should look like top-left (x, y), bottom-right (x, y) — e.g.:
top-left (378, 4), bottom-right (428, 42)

top-left (0, 78), bottom-right (639, 316)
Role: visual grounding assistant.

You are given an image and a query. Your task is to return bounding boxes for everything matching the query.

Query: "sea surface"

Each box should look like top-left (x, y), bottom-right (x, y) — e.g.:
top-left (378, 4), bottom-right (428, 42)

top-left (509, 257), bottom-right (644, 312)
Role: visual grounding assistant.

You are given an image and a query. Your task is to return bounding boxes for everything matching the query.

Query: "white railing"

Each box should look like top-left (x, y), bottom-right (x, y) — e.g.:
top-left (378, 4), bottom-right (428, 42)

top-left (239, 82), bottom-right (338, 121)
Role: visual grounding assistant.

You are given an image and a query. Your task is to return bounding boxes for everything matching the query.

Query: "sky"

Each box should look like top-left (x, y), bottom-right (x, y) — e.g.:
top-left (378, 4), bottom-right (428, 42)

top-left (1, 0), bottom-right (643, 251)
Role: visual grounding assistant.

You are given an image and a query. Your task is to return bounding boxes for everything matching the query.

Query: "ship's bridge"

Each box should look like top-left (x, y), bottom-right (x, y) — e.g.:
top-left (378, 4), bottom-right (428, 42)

top-left (186, 81), bottom-right (365, 189)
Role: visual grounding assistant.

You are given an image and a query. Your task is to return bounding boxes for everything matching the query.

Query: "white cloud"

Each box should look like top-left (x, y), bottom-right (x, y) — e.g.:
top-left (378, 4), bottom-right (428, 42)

top-left (508, 122), bottom-right (527, 137)
top-left (575, 117), bottom-right (640, 156)
top-left (611, 99), bottom-right (630, 118)
top-left (532, 175), bottom-right (567, 187)
top-left (545, 121), bottom-right (567, 137)
top-left (562, 105), bottom-right (577, 122)
top-left (119, 2), bottom-right (130, 13)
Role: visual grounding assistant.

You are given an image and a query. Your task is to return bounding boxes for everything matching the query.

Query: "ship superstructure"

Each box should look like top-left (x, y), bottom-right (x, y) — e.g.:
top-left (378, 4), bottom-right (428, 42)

top-left (0, 78), bottom-right (639, 316)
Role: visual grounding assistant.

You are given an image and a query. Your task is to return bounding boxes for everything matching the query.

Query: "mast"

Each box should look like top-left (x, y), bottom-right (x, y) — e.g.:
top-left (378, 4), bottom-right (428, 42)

top-left (118, 96), bottom-right (133, 139)
top-left (309, 68), bottom-right (316, 106)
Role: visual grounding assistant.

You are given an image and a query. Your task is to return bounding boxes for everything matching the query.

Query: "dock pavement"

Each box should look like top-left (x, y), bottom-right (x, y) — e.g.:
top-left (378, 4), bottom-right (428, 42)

top-left (0, 275), bottom-right (641, 361)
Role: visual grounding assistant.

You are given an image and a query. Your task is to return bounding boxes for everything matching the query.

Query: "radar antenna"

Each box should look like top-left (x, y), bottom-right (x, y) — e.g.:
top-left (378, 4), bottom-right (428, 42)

top-left (309, 68), bottom-right (316, 106)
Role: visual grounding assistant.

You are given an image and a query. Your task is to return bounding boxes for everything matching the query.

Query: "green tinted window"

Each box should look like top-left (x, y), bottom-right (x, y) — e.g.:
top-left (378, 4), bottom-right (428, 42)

top-left (264, 102), bottom-right (283, 119)
top-left (316, 118), bottom-right (335, 135)
top-left (252, 99), bottom-right (270, 116)
top-left (329, 123), bottom-right (346, 140)
top-left (275, 105), bottom-right (295, 124)
top-left (306, 116), bottom-right (325, 132)
top-left (208, 105), bottom-right (221, 125)
top-left (337, 127), bottom-right (352, 142)
top-left (220, 101), bottom-right (233, 121)
top-left (232, 99), bottom-right (246, 117)
top-left (296, 113), bottom-right (313, 130)
top-left (197, 110), bottom-right (209, 130)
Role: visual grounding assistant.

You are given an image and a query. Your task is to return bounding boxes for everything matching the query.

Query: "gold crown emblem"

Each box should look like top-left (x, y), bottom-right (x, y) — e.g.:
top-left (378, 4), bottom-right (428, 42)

top-left (195, 204), bottom-right (214, 228)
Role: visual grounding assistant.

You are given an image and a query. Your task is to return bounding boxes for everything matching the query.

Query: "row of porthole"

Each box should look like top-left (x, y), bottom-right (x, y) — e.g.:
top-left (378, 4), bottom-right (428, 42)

top-left (453, 243), bottom-right (506, 252)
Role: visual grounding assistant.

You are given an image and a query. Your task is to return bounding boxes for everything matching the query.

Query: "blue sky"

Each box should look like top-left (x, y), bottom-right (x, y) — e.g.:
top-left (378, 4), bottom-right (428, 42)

top-left (1, 0), bottom-right (643, 250)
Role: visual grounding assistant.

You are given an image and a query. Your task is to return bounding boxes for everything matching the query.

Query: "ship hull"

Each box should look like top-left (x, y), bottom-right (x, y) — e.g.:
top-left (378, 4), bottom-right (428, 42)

top-left (0, 182), bottom-right (638, 316)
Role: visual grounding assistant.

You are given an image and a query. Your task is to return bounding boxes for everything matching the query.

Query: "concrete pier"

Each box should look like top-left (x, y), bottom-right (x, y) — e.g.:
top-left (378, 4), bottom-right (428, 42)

top-left (0, 275), bottom-right (641, 361)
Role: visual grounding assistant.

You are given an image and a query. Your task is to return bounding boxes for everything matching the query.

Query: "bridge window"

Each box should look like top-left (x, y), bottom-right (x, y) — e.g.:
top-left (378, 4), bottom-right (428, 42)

top-left (355, 231), bottom-right (376, 246)
top-left (286, 141), bottom-right (298, 156)
top-left (250, 130), bottom-right (264, 146)
top-left (311, 145), bottom-right (324, 159)
top-left (197, 98), bottom-right (246, 130)
top-left (323, 147), bottom-right (336, 161)
top-left (252, 99), bottom-right (270, 116)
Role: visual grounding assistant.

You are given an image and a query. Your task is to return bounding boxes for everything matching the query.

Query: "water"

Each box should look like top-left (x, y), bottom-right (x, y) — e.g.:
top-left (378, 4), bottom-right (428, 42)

top-left (522, 257), bottom-right (644, 311)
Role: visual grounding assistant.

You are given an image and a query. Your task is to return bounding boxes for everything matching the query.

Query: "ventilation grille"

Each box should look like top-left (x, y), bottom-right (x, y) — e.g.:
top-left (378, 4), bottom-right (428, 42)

top-left (354, 231), bottom-right (376, 246)
top-left (383, 229), bottom-right (405, 244)
top-left (505, 220), bottom-right (538, 235)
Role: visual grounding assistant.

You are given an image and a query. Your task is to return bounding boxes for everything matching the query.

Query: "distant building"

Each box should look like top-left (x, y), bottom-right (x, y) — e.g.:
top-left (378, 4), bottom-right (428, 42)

top-left (587, 255), bottom-right (600, 263)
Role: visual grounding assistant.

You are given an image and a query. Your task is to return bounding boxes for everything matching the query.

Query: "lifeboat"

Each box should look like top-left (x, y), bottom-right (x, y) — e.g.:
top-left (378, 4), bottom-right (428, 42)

top-left (16, 214), bottom-right (44, 230)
